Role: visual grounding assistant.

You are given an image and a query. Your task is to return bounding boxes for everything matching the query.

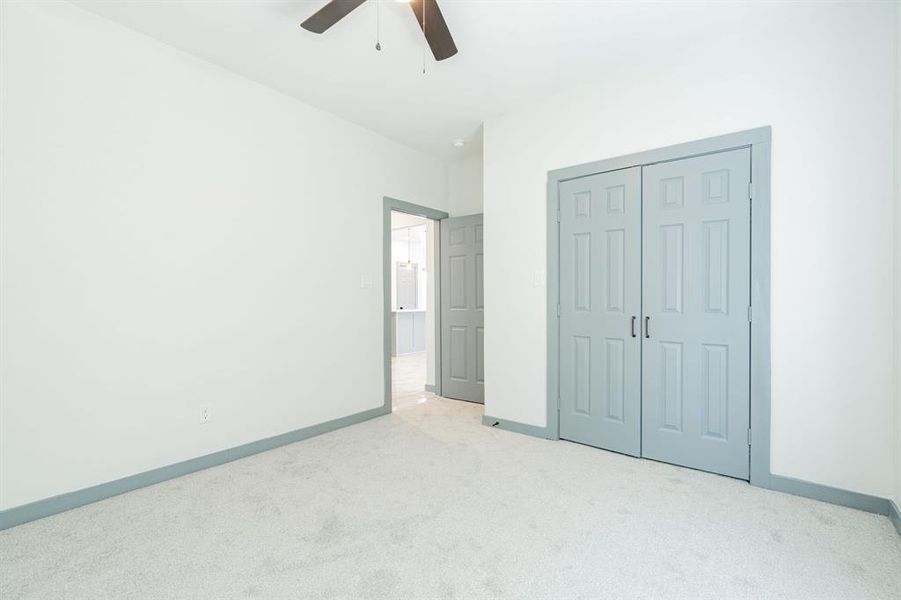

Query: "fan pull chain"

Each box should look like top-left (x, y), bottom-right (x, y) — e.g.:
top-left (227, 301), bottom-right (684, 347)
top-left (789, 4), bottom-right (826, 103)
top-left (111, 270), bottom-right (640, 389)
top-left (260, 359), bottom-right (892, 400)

top-left (375, 0), bottom-right (381, 51)
top-left (421, 1), bottom-right (426, 74)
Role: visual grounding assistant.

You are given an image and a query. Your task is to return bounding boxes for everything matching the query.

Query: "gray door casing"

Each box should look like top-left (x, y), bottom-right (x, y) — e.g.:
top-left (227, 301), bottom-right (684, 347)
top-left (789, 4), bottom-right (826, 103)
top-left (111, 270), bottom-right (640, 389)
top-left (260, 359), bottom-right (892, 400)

top-left (641, 148), bottom-right (752, 479)
top-left (546, 127), bottom-right (772, 487)
top-left (440, 214), bottom-right (484, 403)
top-left (558, 168), bottom-right (641, 456)
top-left (382, 197), bottom-right (448, 410)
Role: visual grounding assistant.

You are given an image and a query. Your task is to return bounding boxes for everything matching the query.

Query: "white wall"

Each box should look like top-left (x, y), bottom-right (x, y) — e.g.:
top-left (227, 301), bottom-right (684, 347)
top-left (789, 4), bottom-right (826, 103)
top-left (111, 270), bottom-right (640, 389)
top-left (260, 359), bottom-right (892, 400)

top-left (483, 2), bottom-right (897, 498)
top-left (447, 152), bottom-right (484, 217)
top-left (894, 1), bottom-right (901, 510)
top-left (0, 1), bottom-right (447, 510)
top-left (390, 212), bottom-right (428, 230)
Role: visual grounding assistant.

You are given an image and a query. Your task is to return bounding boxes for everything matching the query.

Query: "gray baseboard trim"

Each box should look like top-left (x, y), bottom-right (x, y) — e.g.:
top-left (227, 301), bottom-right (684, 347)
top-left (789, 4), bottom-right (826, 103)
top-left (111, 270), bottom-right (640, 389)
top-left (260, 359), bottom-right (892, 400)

top-left (0, 404), bottom-right (391, 531)
top-left (424, 384), bottom-right (438, 394)
top-left (482, 415), bottom-right (548, 439)
top-left (477, 417), bottom-right (898, 528)
top-left (767, 474), bottom-right (891, 516)
top-left (477, 415), bottom-right (897, 531)
top-left (889, 500), bottom-right (901, 538)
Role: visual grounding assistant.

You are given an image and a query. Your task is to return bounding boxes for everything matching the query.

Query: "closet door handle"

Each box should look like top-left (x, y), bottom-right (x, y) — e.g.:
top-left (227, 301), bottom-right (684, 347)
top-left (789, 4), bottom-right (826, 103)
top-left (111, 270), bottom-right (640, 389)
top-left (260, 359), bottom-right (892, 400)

top-left (644, 316), bottom-right (650, 339)
top-left (630, 316), bottom-right (637, 338)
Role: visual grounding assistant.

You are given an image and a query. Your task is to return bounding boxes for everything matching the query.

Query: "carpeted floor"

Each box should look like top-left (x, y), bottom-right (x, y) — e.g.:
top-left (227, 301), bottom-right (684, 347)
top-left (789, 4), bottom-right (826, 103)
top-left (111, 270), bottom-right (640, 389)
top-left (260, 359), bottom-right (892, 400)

top-left (1, 397), bottom-right (899, 599)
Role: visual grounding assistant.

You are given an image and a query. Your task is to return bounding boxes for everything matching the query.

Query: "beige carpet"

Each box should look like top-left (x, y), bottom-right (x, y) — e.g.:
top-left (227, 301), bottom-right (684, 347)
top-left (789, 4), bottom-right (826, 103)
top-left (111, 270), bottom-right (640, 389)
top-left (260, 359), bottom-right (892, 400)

top-left (1, 397), bottom-right (899, 599)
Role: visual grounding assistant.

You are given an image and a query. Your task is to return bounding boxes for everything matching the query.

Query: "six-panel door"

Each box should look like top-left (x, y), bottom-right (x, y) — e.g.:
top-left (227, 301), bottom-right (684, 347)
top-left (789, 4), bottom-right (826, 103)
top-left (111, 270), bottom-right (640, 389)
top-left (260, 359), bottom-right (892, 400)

top-left (558, 168), bottom-right (642, 456)
top-left (641, 148), bottom-right (751, 479)
top-left (441, 214), bottom-right (484, 403)
top-left (556, 148), bottom-right (753, 480)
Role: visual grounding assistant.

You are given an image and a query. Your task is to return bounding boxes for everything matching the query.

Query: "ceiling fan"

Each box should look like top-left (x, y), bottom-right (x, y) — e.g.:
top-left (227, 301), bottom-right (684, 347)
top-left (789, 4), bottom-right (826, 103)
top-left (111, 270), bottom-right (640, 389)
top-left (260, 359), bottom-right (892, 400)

top-left (301, 0), bottom-right (458, 61)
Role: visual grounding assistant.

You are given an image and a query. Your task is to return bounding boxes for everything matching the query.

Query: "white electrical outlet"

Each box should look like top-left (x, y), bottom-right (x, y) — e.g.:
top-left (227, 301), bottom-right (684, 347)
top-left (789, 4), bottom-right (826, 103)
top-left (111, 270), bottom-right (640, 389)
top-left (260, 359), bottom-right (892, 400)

top-left (199, 404), bottom-right (212, 425)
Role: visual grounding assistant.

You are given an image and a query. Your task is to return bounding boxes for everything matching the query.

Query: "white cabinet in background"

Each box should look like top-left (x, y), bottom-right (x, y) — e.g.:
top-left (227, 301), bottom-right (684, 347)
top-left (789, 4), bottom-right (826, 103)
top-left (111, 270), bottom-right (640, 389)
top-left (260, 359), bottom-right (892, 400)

top-left (392, 310), bottom-right (426, 356)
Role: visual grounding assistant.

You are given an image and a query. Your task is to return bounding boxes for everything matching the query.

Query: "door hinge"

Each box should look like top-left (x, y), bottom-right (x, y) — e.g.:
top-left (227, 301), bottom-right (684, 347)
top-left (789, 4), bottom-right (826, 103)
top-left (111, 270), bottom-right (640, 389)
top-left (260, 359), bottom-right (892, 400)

top-left (747, 305), bottom-right (753, 322)
top-left (748, 182), bottom-right (755, 199)
top-left (747, 428), bottom-right (752, 446)
top-left (556, 303), bottom-right (561, 318)
top-left (556, 207), bottom-right (561, 223)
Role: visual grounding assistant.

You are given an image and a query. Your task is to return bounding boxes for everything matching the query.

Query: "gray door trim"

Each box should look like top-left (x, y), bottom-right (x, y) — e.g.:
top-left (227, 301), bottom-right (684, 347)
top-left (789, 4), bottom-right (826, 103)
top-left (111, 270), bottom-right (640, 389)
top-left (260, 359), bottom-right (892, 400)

top-left (546, 127), bottom-right (773, 488)
top-left (383, 197), bottom-right (449, 409)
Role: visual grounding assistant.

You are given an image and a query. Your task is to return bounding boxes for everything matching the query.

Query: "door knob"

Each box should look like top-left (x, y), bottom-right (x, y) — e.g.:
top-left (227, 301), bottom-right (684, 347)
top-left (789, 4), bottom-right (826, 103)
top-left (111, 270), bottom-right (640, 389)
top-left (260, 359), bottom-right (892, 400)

top-left (644, 316), bottom-right (650, 339)
top-left (630, 316), bottom-right (637, 338)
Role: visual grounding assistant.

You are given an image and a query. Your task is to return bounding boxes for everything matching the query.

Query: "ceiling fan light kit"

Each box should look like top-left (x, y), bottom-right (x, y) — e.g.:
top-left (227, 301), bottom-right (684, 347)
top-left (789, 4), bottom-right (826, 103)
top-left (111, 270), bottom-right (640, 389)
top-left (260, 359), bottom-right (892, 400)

top-left (301, 0), bottom-right (458, 62)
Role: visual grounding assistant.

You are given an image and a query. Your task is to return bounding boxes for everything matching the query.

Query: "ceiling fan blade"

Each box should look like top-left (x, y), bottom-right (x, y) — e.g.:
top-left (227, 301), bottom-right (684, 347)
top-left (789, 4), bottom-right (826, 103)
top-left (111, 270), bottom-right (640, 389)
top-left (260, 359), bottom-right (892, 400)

top-left (410, 0), bottom-right (458, 61)
top-left (301, 0), bottom-right (368, 34)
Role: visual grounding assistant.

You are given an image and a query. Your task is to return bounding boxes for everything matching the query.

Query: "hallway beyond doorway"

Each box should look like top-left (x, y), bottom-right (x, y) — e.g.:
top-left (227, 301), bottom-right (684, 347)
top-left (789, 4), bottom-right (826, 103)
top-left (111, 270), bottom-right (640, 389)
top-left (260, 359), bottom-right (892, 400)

top-left (392, 352), bottom-right (435, 410)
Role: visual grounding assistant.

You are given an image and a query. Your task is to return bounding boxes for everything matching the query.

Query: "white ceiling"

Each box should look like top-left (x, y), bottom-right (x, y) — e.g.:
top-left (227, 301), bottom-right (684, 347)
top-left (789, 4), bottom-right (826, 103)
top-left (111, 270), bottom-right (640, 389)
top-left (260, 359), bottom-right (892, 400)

top-left (72, 1), bottom-right (773, 161)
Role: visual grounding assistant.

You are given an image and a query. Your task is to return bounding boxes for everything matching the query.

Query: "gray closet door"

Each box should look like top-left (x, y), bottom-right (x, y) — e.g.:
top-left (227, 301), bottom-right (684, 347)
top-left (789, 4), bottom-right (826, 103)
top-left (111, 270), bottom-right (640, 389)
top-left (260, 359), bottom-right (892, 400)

top-left (641, 148), bottom-right (751, 479)
top-left (440, 214), bottom-right (484, 403)
top-left (559, 168), bottom-right (641, 456)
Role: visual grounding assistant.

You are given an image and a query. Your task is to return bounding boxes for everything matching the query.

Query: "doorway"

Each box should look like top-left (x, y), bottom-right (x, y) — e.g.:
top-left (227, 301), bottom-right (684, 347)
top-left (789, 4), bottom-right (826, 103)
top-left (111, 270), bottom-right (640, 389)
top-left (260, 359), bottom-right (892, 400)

top-left (547, 128), bottom-right (772, 486)
top-left (390, 210), bottom-right (437, 409)
top-left (384, 199), bottom-right (446, 411)
top-left (382, 197), bottom-right (486, 410)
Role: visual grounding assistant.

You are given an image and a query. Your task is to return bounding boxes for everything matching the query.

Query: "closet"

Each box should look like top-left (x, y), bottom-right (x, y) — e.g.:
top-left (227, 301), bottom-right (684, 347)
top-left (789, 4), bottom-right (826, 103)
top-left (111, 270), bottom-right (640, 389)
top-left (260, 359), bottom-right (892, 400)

top-left (558, 147), bottom-right (752, 479)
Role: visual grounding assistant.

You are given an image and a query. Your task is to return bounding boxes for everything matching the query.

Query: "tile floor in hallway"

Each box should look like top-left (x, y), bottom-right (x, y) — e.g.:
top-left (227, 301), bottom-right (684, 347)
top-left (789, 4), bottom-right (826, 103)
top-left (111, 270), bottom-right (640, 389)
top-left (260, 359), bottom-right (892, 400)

top-left (392, 351), bottom-right (434, 410)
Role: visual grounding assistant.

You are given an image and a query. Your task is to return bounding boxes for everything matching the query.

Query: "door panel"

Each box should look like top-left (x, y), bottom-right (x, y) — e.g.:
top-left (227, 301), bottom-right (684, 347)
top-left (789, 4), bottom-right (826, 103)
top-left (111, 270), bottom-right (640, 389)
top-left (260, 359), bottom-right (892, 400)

top-left (559, 168), bottom-right (641, 456)
top-left (441, 214), bottom-right (484, 403)
top-left (641, 148), bottom-right (751, 479)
